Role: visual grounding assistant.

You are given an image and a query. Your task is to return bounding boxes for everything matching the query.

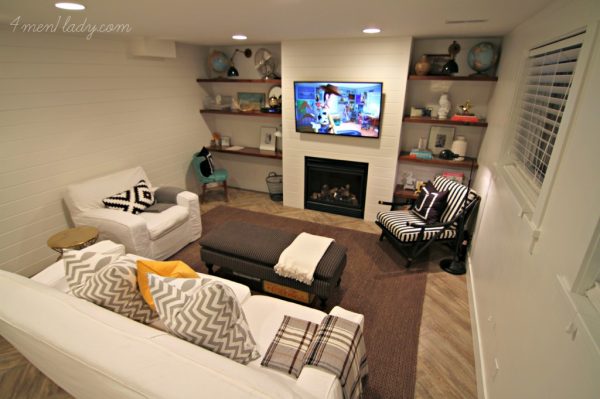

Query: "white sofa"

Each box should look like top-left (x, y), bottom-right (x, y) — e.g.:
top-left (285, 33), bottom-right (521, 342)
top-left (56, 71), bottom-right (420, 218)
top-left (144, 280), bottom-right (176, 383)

top-left (0, 241), bottom-right (363, 399)
top-left (64, 166), bottom-right (202, 260)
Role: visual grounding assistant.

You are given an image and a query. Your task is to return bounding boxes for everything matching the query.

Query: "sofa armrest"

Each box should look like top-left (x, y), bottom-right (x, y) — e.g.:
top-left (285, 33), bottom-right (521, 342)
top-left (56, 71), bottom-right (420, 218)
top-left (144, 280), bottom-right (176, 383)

top-left (176, 191), bottom-right (202, 240)
top-left (73, 209), bottom-right (151, 257)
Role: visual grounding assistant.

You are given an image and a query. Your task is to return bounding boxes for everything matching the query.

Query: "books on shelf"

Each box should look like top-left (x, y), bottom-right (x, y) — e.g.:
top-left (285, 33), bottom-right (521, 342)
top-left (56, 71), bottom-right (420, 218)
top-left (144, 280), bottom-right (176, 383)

top-left (442, 171), bottom-right (465, 184)
top-left (450, 114), bottom-right (480, 123)
top-left (408, 149), bottom-right (433, 160)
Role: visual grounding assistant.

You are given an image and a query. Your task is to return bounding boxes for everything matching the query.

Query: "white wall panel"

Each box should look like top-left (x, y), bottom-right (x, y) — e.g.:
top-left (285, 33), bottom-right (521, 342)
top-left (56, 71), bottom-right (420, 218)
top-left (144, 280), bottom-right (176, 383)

top-left (0, 31), bottom-right (211, 276)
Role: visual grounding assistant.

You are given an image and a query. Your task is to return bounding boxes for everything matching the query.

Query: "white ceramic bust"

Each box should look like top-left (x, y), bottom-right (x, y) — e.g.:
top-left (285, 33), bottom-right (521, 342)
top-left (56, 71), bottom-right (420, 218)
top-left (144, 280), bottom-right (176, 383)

top-left (438, 93), bottom-right (451, 119)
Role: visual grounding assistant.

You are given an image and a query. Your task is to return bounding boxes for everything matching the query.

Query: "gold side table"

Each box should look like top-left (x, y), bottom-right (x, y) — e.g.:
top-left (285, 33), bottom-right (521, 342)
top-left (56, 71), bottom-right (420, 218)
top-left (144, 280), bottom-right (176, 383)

top-left (47, 226), bottom-right (99, 260)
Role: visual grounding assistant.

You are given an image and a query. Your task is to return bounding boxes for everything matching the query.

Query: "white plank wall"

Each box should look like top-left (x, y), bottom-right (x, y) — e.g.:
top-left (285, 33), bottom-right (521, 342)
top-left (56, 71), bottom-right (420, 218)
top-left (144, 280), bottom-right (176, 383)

top-left (0, 31), bottom-right (211, 276)
top-left (281, 37), bottom-right (412, 221)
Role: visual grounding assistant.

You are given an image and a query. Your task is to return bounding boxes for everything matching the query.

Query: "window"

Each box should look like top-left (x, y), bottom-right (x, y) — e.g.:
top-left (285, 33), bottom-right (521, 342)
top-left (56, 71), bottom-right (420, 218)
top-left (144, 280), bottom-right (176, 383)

top-left (502, 30), bottom-right (587, 231)
top-left (509, 31), bottom-right (585, 198)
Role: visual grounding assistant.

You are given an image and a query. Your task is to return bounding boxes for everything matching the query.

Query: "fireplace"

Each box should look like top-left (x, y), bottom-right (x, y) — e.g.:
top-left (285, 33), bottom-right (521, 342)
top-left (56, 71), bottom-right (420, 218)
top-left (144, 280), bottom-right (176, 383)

top-left (304, 157), bottom-right (368, 219)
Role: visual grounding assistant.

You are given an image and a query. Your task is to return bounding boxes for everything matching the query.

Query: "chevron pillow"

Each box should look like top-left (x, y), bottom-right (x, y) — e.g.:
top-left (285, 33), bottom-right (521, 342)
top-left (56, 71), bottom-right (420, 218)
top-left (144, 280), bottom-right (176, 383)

top-left (148, 274), bottom-right (260, 364)
top-left (102, 179), bottom-right (155, 214)
top-left (63, 250), bottom-right (157, 324)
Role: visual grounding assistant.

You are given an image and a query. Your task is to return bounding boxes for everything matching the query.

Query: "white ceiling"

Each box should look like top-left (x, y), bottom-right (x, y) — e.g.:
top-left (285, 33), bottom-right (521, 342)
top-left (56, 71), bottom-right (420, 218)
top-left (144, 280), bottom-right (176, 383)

top-left (0, 0), bottom-right (554, 45)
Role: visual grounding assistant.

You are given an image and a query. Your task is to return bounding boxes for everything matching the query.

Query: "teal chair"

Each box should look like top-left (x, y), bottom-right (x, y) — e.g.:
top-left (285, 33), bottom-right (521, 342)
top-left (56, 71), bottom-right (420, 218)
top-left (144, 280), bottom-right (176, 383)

top-left (191, 154), bottom-right (229, 203)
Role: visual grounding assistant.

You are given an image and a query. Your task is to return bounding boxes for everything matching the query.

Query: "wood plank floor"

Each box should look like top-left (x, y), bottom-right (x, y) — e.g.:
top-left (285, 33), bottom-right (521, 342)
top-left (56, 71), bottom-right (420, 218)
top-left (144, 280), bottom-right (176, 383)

top-left (0, 188), bottom-right (477, 398)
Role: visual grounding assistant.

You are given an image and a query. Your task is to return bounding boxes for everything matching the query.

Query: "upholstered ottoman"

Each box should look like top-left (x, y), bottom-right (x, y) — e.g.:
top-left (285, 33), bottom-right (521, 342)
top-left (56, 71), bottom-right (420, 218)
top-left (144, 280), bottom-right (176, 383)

top-left (199, 221), bottom-right (346, 307)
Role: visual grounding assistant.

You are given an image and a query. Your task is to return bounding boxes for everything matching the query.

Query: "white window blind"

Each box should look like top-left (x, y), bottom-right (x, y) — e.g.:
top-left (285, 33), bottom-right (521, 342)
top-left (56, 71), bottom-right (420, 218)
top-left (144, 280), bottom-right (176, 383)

top-left (510, 31), bottom-right (585, 194)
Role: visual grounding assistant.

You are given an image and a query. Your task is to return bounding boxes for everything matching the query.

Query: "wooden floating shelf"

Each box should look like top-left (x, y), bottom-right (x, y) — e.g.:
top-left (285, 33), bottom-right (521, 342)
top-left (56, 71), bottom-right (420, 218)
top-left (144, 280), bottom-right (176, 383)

top-left (210, 146), bottom-right (282, 160)
top-left (196, 78), bottom-right (282, 84)
top-left (398, 152), bottom-right (478, 169)
top-left (407, 75), bottom-right (498, 82)
top-left (394, 186), bottom-right (419, 200)
top-left (402, 116), bottom-right (488, 127)
top-left (200, 109), bottom-right (281, 118)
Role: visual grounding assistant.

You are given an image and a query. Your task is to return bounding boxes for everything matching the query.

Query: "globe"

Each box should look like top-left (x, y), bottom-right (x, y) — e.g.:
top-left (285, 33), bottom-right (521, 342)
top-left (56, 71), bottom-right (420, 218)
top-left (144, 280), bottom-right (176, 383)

top-left (208, 51), bottom-right (229, 74)
top-left (467, 42), bottom-right (499, 74)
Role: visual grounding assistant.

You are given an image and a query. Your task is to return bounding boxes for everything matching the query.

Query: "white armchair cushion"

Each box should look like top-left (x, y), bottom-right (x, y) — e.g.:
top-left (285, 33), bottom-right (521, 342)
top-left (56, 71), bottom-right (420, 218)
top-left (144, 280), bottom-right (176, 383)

top-left (65, 166), bottom-right (202, 259)
top-left (66, 167), bottom-right (150, 217)
top-left (138, 206), bottom-right (189, 240)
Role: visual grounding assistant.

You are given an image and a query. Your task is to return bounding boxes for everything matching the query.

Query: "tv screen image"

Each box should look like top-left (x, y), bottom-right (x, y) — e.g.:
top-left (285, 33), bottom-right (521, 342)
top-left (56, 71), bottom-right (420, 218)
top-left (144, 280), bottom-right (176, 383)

top-left (294, 81), bottom-right (383, 138)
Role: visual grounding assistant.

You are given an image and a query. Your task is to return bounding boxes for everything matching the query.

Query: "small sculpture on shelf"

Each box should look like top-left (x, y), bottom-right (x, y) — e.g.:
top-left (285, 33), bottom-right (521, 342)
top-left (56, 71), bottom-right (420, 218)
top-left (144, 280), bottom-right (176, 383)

top-left (403, 172), bottom-right (417, 191)
top-left (450, 100), bottom-right (480, 123)
top-left (437, 93), bottom-right (451, 119)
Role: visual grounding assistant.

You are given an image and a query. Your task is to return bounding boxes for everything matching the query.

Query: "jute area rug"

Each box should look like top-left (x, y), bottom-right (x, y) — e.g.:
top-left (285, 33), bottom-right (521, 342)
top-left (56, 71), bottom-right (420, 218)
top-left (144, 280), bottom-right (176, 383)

top-left (170, 206), bottom-right (428, 399)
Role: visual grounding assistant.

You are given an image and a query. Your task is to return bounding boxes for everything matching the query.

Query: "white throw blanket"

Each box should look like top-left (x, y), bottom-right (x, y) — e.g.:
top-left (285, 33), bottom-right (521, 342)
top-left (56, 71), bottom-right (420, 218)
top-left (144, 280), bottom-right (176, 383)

top-left (274, 233), bottom-right (334, 285)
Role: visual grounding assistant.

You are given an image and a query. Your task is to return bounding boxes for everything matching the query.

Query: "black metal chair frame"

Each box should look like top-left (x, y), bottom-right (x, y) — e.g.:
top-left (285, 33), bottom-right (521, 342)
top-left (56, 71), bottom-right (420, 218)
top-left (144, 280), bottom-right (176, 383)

top-left (376, 194), bottom-right (480, 267)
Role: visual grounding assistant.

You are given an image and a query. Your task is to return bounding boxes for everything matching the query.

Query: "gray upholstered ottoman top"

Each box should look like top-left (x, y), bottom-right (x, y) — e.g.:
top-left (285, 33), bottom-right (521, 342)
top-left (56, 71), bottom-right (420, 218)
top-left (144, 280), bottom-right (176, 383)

top-left (199, 221), bottom-right (346, 280)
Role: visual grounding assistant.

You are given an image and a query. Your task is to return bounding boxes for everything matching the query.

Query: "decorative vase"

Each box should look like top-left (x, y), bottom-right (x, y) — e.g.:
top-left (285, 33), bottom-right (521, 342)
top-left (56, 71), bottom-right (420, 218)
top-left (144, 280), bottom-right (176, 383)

top-left (414, 55), bottom-right (431, 76)
top-left (450, 136), bottom-right (468, 160)
top-left (438, 93), bottom-right (451, 119)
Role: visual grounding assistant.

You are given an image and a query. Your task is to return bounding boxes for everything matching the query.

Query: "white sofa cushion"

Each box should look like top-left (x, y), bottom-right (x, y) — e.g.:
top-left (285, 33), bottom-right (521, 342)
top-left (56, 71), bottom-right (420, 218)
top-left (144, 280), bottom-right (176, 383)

top-left (138, 205), bottom-right (189, 240)
top-left (149, 274), bottom-right (260, 364)
top-left (63, 250), bottom-right (157, 324)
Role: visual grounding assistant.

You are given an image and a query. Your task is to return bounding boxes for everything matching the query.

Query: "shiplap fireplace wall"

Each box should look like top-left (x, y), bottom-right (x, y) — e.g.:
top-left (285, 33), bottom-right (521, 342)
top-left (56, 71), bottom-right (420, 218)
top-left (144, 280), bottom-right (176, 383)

top-left (280, 37), bottom-right (412, 221)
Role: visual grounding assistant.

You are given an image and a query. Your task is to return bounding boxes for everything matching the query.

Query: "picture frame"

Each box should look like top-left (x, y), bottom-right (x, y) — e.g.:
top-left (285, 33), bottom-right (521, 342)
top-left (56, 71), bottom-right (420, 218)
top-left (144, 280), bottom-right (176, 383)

top-left (425, 53), bottom-right (452, 76)
top-left (259, 126), bottom-right (277, 151)
top-left (238, 92), bottom-right (265, 112)
top-left (220, 136), bottom-right (231, 147)
top-left (428, 126), bottom-right (455, 154)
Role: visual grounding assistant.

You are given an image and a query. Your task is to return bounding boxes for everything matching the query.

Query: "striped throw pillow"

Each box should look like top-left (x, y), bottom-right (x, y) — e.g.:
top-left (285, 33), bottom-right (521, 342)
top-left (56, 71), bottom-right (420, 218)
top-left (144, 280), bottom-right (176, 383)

top-left (63, 250), bottom-right (157, 324)
top-left (148, 274), bottom-right (260, 364)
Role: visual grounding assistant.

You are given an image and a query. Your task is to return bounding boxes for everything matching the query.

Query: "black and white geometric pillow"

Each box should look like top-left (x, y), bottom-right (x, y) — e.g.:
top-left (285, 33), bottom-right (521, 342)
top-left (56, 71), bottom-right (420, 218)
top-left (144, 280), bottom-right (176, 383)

top-left (411, 181), bottom-right (449, 223)
top-left (102, 179), bottom-right (155, 214)
top-left (148, 274), bottom-right (260, 364)
top-left (63, 250), bottom-right (157, 324)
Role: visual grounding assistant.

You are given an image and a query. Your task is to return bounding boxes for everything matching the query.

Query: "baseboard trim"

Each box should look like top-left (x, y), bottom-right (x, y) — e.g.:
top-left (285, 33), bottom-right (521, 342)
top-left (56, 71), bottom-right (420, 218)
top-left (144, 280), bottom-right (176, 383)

top-left (466, 257), bottom-right (488, 399)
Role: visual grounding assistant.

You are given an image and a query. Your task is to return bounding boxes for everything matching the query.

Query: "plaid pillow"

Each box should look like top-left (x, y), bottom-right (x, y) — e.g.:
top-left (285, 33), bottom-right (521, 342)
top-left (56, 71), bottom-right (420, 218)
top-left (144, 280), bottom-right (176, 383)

top-left (261, 316), bottom-right (319, 377)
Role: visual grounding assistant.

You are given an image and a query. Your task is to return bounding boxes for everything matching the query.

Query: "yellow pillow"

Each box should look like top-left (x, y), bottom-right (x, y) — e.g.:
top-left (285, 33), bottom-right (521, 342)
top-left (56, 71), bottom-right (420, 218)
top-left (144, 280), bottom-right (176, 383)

top-left (137, 259), bottom-right (198, 310)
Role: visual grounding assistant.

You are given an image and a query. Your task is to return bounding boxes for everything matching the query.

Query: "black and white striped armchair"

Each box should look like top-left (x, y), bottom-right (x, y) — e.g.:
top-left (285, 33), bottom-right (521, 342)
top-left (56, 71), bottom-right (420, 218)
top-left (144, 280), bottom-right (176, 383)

top-left (376, 176), bottom-right (480, 267)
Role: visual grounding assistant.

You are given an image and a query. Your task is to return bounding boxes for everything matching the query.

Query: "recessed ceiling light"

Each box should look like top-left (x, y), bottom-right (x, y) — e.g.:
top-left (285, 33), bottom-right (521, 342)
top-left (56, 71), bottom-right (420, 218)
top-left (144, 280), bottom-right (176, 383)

top-left (55, 2), bottom-right (86, 10)
top-left (232, 34), bottom-right (247, 40)
top-left (362, 27), bottom-right (381, 34)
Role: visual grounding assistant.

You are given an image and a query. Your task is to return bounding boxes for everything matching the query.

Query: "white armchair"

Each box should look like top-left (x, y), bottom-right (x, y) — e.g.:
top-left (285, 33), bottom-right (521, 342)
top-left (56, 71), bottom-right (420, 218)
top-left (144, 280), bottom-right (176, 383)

top-left (64, 167), bottom-right (202, 260)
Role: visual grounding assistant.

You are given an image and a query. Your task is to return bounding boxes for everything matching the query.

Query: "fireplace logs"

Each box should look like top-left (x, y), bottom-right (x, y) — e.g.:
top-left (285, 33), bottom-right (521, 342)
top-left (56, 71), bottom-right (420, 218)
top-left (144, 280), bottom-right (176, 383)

top-left (310, 184), bottom-right (359, 206)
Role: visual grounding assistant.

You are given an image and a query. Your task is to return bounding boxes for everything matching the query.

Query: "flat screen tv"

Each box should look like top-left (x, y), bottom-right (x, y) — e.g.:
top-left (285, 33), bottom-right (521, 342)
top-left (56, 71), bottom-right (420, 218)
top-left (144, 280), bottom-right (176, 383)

top-left (294, 81), bottom-right (383, 138)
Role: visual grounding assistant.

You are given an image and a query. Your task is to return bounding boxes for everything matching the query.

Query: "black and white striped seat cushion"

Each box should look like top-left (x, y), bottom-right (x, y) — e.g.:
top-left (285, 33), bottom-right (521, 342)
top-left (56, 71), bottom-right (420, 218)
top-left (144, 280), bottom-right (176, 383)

top-left (376, 210), bottom-right (457, 243)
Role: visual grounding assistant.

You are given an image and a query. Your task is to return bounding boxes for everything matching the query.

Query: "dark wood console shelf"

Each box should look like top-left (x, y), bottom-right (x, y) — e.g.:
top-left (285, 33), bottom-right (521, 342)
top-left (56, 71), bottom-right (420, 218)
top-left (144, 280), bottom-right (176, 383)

top-left (407, 75), bottom-right (497, 82)
top-left (403, 116), bottom-right (488, 127)
top-left (210, 146), bottom-right (282, 160)
top-left (197, 78), bottom-right (282, 84)
top-left (398, 152), bottom-right (478, 169)
top-left (200, 109), bottom-right (281, 118)
top-left (394, 186), bottom-right (419, 200)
